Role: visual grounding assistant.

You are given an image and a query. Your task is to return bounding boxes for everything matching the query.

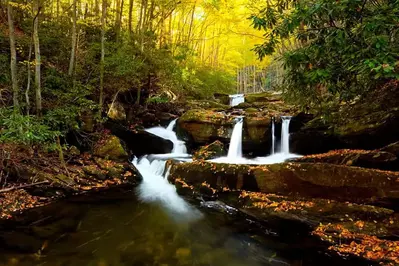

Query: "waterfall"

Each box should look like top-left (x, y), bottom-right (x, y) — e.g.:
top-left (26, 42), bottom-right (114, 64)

top-left (227, 117), bottom-right (244, 159)
top-left (133, 120), bottom-right (197, 216)
top-left (229, 94), bottom-right (245, 107)
top-left (145, 121), bottom-right (187, 154)
top-left (271, 118), bottom-right (276, 155)
top-left (166, 118), bottom-right (177, 131)
top-left (280, 116), bottom-right (291, 154)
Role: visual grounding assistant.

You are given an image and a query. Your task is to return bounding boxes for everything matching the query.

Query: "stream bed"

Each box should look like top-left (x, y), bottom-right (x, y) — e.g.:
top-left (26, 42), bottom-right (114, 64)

top-left (0, 189), bottom-right (369, 266)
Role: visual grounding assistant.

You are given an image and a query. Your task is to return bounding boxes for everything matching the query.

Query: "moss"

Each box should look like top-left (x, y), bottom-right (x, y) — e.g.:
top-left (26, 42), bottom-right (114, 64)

top-left (245, 92), bottom-right (278, 103)
top-left (245, 107), bottom-right (258, 113)
top-left (93, 135), bottom-right (128, 161)
top-left (193, 141), bottom-right (225, 160)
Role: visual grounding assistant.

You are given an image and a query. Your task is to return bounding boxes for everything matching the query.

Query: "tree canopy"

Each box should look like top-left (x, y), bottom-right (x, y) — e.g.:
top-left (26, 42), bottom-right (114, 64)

top-left (251, 0), bottom-right (399, 108)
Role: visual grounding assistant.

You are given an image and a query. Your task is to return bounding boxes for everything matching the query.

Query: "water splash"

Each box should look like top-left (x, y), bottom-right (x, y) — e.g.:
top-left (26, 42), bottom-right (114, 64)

top-left (229, 94), bottom-right (245, 107)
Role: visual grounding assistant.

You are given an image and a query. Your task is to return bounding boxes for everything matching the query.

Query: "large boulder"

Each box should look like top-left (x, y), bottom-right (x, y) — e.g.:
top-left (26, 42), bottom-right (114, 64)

top-left (105, 120), bottom-right (173, 156)
top-left (93, 134), bottom-right (128, 161)
top-left (168, 161), bottom-right (399, 206)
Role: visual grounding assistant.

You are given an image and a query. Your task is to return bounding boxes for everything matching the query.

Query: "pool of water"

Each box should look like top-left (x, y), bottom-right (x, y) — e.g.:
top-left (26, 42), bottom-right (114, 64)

top-left (0, 191), bottom-right (367, 266)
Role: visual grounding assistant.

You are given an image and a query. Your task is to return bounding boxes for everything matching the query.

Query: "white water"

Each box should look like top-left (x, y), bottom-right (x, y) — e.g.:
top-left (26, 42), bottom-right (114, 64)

top-left (145, 121), bottom-right (187, 154)
top-left (271, 118), bottom-right (276, 155)
top-left (229, 94), bottom-right (245, 107)
top-left (133, 120), bottom-right (198, 216)
top-left (280, 116), bottom-right (291, 154)
top-left (227, 117), bottom-right (243, 159)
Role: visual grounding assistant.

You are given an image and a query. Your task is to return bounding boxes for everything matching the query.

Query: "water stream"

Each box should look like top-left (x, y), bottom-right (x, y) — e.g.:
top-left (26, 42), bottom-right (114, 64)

top-left (229, 94), bottom-right (245, 106)
top-left (0, 119), bottom-right (368, 266)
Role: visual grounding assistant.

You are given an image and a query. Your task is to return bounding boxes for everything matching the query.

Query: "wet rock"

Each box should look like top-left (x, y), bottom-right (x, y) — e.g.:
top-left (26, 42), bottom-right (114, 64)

top-left (193, 141), bottom-right (225, 160)
top-left (105, 120), bottom-right (173, 156)
top-left (168, 161), bottom-right (399, 206)
top-left (93, 135), bottom-right (128, 161)
top-left (108, 101), bottom-right (126, 121)
top-left (291, 149), bottom-right (397, 170)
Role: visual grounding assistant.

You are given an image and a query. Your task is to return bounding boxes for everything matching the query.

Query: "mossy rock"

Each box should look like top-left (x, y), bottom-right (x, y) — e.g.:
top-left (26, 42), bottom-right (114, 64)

top-left (245, 92), bottom-right (282, 104)
top-left (93, 135), bottom-right (128, 161)
top-left (193, 141), bottom-right (225, 160)
top-left (187, 100), bottom-right (230, 110)
top-left (245, 108), bottom-right (259, 114)
top-left (235, 102), bottom-right (253, 109)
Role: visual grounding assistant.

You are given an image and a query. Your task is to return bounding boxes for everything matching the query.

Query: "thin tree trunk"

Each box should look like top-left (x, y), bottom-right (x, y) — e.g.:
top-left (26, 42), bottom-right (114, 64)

top-left (187, 3), bottom-right (195, 44)
top-left (68, 0), bottom-right (77, 76)
top-left (33, 0), bottom-right (42, 115)
top-left (128, 0), bottom-right (134, 37)
top-left (94, 0), bottom-right (99, 16)
top-left (57, 0), bottom-right (60, 19)
top-left (115, 0), bottom-right (123, 41)
top-left (26, 39), bottom-right (32, 115)
top-left (99, 0), bottom-right (106, 116)
top-left (7, 0), bottom-right (19, 111)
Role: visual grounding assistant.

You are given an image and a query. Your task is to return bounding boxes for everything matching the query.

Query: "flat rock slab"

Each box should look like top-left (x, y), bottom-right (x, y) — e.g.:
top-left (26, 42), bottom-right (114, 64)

top-left (168, 161), bottom-right (399, 205)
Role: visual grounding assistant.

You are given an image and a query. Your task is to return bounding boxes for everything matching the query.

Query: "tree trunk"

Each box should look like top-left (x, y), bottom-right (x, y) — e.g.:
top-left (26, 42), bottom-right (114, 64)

top-left (99, 0), bottom-right (106, 116)
top-left (68, 0), bottom-right (77, 76)
top-left (115, 0), bottom-right (123, 41)
top-left (128, 0), bottom-right (134, 37)
top-left (187, 3), bottom-right (195, 44)
top-left (7, 0), bottom-right (19, 111)
top-left (33, 0), bottom-right (42, 115)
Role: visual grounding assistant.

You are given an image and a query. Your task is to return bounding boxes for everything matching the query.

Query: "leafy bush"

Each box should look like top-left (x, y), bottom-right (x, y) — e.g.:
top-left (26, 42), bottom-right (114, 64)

top-left (0, 108), bottom-right (59, 145)
top-left (251, 0), bottom-right (399, 109)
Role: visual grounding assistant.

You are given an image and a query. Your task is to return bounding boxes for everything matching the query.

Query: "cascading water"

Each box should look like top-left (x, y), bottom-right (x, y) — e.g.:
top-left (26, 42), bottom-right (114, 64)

top-left (145, 120), bottom-right (187, 154)
top-left (280, 116), bottom-right (291, 154)
top-left (227, 117), bottom-right (244, 159)
top-left (212, 115), bottom-right (301, 164)
top-left (271, 118), bottom-right (276, 155)
top-left (229, 94), bottom-right (245, 107)
top-left (133, 120), bottom-right (198, 216)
